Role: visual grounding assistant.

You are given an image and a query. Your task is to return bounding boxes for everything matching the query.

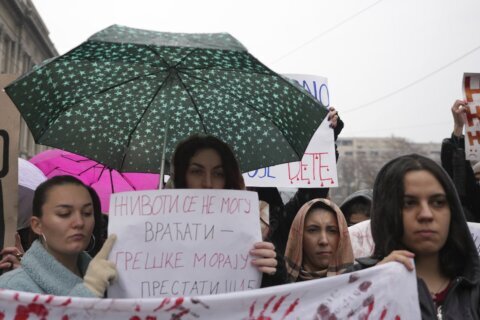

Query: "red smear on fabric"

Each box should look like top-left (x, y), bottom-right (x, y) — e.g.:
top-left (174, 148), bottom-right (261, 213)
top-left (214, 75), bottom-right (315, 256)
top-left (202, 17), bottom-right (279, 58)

top-left (380, 307), bottom-right (388, 320)
top-left (260, 296), bottom-right (276, 316)
top-left (154, 298), bottom-right (171, 311)
top-left (281, 298), bottom-right (299, 320)
top-left (272, 294), bottom-right (289, 313)
top-left (249, 301), bottom-right (256, 318)
top-left (60, 298), bottom-right (72, 306)
top-left (14, 303), bottom-right (49, 320)
top-left (166, 297), bottom-right (184, 312)
top-left (359, 281), bottom-right (372, 292)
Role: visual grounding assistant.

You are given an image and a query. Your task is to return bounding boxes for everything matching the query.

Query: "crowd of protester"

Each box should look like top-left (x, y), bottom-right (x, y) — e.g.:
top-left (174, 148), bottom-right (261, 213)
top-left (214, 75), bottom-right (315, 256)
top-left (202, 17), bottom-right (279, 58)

top-left (0, 101), bottom-right (479, 319)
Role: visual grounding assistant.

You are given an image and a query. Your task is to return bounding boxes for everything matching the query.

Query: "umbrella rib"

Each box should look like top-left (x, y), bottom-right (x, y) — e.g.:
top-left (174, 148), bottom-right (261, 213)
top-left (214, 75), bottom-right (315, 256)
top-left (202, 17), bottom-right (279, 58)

top-left (176, 74), bottom-right (208, 133)
top-left (172, 48), bottom-right (199, 69)
top-left (109, 169), bottom-right (115, 194)
top-left (77, 162), bottom-right (101, 176)
top-left (178, 70), bottom-right (273, 120)
top-left (119, 75), bottom-right (171, 170)
top-left (118, 172), bottom-right (137, 190)
top-left (144, 44), bottom-right (171, 67)
top-left (37, 70), bottom-right (168, 141)
top-left (94, 165), bottom-right (109, 189)
top-left (178, 70), bottom-right (311, 159)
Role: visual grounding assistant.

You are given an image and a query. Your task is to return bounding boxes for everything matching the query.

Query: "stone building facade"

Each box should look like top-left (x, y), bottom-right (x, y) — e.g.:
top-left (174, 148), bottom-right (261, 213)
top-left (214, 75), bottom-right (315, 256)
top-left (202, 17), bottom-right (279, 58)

top-left (0, 0), bottom-right (57, 158)
top-left (330, 136), bottom-right (441, 203)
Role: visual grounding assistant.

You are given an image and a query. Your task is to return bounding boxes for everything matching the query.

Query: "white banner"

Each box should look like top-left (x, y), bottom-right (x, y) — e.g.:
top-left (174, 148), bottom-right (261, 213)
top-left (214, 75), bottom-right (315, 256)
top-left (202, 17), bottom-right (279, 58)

top-left (243, 74), bottom-right (338, 188)
top-left (0, 261), bottom-right (420, 319)
top-left (349, 220), bottom-right (480, 258)
top-left (463, 73), bottom-right (480, 161)
top-left (108, 189), bottom-right (262, 298)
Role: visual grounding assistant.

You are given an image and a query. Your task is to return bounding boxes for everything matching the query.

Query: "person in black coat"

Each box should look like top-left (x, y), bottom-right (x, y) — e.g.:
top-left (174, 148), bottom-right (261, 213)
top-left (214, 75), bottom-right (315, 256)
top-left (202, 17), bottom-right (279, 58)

top-left (440, 99), bottom-right (480, 222)
top-left (359, 154), bottom-right (480, 319)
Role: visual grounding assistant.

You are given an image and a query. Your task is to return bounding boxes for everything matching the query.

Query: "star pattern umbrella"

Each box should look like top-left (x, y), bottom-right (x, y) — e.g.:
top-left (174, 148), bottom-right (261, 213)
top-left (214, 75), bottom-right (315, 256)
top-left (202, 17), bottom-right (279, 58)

top-left (6, 25), bottom-right (327, 173)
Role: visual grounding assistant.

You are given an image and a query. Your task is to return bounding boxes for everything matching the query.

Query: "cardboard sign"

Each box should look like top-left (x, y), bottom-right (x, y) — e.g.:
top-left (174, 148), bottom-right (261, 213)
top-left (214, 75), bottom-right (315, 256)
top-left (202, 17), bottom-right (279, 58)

top-left (107, 189), bottom-right (262, 298)
top-left (243, 74), bottom-right (338, 188)
top-left (463, 73), bottom-right (480, 160)
top-left (0, 74), bottom-right (20, 248)
top-left (0, 261), bottom-right (420, 319)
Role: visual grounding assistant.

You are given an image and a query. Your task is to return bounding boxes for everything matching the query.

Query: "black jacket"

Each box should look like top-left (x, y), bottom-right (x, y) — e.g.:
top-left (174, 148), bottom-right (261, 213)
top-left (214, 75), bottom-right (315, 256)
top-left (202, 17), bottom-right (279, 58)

top-left (441, 134), bottom-right (480, 222)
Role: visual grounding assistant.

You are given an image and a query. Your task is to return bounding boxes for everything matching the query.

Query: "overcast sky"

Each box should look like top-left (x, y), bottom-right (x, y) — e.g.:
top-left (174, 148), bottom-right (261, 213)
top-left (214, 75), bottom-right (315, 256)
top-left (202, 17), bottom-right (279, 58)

top-left (32, 0), bottom-right (480, 143)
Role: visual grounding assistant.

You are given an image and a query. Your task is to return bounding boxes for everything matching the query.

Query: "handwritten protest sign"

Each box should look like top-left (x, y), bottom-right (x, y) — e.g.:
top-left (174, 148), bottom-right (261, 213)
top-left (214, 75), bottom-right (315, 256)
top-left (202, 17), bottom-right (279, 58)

top-left (349, 220), bottom-right (480, 258)
top-left (463, 73), bottom-right (480, 160)
top-left (243, 74), bottom-right (338, 188)
top-left (107, 189), bottom-right (262, 298)
top-left (0, 261), bottom-right (420, 319)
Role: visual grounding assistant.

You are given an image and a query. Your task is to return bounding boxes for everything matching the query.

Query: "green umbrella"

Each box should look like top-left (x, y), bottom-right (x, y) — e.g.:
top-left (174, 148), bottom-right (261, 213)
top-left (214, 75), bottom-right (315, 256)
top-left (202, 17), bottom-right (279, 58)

top-left (5, 25), bottom-right (327, 174)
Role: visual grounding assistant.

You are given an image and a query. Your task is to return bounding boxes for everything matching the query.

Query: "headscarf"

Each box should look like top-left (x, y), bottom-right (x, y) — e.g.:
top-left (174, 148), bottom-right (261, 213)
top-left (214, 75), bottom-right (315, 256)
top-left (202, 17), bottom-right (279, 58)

top-left (284, 198), bottom-right (354, 282)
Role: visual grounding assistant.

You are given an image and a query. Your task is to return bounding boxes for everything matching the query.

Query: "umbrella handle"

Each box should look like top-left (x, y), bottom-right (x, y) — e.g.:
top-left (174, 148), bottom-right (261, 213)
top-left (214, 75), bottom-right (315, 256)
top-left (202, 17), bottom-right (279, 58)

top-left (158, 124), bottom-right (168, 190)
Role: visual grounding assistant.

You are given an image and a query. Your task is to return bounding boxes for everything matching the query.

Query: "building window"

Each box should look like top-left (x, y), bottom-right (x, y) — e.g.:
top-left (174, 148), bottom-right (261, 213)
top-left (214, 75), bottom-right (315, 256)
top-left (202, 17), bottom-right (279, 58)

top-left (338, 139), bottom-right (353, 146)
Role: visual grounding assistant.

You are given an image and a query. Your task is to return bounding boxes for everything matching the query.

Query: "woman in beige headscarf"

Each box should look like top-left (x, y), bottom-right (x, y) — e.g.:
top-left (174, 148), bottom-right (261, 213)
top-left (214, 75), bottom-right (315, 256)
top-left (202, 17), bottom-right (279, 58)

top-left (284, 198), bottom-right (353, 282)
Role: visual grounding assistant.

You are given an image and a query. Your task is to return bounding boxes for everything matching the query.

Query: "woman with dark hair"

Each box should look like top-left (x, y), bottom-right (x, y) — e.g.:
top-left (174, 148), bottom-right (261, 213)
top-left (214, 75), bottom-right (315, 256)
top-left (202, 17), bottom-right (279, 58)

top-left (170, 134), bottom-right (277, 276)
top-left (285, 199), bottom-right (353, 282)
top-left (0, 176), bottom-right (117, 297)
top-left (366, 154), bottom-right (480, 319)
top-left (171, 134), bottom-right (245, 190)
top-left (86, 186), bottom-right (107, 257)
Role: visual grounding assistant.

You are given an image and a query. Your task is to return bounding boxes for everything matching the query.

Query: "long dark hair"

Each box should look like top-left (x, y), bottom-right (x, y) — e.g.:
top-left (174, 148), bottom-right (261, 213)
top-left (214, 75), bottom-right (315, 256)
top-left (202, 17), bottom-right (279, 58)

top-left (86, 186), bottom-right (106, 256)
top-left (171, 134), bottom-right (245, 190)
top-left (371, 154), bottom-right (474, 278)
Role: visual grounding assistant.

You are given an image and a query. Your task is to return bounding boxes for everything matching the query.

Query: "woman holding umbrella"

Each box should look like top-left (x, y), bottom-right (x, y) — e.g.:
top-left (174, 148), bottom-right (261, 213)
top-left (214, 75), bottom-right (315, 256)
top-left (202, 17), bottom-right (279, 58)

top-left (170, 135), bottom-right (278, 276)
top-left (359, 154), bottom-right (480, 319)
top-left (0, 176), bottom-right (117, 297)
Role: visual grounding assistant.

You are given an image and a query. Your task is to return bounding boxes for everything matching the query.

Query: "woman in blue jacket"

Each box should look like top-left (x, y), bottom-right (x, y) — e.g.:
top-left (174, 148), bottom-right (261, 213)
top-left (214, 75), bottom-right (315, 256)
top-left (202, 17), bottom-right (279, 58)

top-left (0, 176), bottom-right (117, 297)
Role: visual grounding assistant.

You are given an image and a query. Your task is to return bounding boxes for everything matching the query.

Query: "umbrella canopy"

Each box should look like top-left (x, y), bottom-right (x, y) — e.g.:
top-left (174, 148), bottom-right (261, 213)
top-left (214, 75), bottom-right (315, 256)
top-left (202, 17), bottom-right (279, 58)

top-left (6, 25), bottom-right (327, 173)
top-left (18, 158), bottom-right (47, 230)
top-left (30, 150), bottom-right (160, 213)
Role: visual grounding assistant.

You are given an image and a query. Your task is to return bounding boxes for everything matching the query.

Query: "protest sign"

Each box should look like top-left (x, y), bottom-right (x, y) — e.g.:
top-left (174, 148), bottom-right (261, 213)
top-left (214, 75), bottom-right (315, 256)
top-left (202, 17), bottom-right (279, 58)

top-left (243, 74), bottom-right (338, 188)
top-left (468, 222), bottom-right (480, 254)
top-left (0, 261), bottom-right (420, 319)
top-left (349, 220), bottom-right (375, 258)
top-left (107, 189), bottom-right (262, 298)
top-left (349, 220), bottom-right (480, 258)
top-left (0, 74), bottom-right (20, 248)
top-left (463, 73), bottom-right (480, 160)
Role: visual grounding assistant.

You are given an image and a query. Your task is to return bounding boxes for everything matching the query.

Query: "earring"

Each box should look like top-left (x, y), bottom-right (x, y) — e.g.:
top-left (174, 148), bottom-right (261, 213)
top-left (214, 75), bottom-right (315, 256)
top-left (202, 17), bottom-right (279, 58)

top-left (41, 234), bottom-right (48, 249)
top-left (85, 234), bottom-right (96, 253)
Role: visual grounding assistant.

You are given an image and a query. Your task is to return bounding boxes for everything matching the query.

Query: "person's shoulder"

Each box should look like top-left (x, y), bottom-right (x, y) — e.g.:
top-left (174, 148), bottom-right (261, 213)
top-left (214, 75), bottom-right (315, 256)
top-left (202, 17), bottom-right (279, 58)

top-left (0, 268), bottom-right (41, 292)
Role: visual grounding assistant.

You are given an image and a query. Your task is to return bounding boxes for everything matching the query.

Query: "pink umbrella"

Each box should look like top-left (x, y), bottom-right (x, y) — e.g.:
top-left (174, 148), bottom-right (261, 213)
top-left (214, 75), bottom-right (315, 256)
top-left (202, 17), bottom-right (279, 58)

top-left (30, 150), bottom-right (160, 213)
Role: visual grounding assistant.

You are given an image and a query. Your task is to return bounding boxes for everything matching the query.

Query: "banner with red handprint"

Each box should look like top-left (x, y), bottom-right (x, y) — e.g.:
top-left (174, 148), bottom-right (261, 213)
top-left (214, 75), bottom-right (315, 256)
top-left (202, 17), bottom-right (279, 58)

top-left (0, 261), bottom-right (420, 319)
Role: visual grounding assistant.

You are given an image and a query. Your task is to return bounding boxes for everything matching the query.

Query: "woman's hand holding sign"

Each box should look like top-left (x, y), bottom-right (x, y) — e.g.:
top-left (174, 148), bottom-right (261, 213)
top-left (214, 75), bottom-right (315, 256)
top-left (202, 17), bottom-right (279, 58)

top-left (250, 241), bottom-right (277, 275)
